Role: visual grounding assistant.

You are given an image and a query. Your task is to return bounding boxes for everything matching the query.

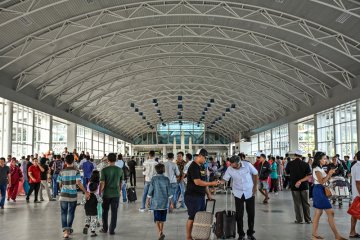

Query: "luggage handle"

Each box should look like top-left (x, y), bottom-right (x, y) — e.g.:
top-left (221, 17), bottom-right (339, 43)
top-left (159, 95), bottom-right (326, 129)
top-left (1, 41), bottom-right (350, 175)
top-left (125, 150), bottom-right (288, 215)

top-left (225, 186), bottom-right (233, 212)
top-left (205, 199), bottom-right (216, 215)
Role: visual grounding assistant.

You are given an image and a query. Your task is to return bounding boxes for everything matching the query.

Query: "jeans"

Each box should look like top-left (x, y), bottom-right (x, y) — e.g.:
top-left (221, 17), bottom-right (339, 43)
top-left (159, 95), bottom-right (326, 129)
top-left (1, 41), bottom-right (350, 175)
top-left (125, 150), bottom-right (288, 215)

top-left (0, 183), bottom-right (7, 207)
top-left (235, 195), bottom-right (255, 237)
top-left (121, 181), bottom-right (127, 202)
top-left (175, 181), bottom-right (185, 208)
top-left (170, 183), bottom-right (178, 209)
top-left (141, 181), bottom-right (151, 209)
top-left (23, 180), bottom-right (30, 195)
top-left (82, 177), bottom-right (90, 188)
top-left (52, 174), bottom-right (59, 198)
top-left (129, 171), bottom-right (136, 186)
top-left (27, 182), bottom-right (40, 201)
top-left (102, 197), bottom-right (119, 233)
top-left (60, 201), bottom-right (77, 230)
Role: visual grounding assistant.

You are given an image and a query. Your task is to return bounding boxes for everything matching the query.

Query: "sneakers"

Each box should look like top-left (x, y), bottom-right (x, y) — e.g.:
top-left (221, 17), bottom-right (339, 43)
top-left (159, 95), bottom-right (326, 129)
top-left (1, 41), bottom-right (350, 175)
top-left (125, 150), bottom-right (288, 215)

top-left (83, 227), bottom-right (88, 235)
top-left (247, 235), bottom-right (256, 240)
top-left (49, 198), bottom-right (56, 201)
top-left (90, 232), bottom-right (97, 237)
top-left (0, 206), bottom-right (4, 209)
top-left (275, 192), bottom-right (279, 195)
top-left (139, 208), bottom-right (146, 212)
top-left (294, 220), bottom-right (303, 224)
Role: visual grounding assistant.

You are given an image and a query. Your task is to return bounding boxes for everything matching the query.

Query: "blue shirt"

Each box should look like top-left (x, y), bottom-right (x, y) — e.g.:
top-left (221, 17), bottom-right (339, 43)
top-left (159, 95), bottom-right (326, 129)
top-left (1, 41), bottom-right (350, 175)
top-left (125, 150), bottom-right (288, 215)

top-left (270, 162), bottom-right (278, 179)
top-left (147, 174), bottom-right (172, 210)
top-left (223, 161), bottom-right (258, 199)
top-left (82, 160), bottom-right (94, 178)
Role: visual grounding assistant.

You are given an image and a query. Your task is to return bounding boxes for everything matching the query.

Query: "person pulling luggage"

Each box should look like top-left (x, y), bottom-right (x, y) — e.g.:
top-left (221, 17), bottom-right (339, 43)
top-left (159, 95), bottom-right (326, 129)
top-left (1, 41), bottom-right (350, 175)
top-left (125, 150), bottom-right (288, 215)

top-left (220, 155), bottom-right (258, 240)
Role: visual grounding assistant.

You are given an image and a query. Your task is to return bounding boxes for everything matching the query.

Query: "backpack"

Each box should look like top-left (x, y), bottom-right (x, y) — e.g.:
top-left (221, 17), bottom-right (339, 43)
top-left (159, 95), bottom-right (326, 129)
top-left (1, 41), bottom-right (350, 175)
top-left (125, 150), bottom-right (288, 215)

top-left (122, 160), bottom-right (130, 179)
top-left (53, 160), bottom-right (63, 174)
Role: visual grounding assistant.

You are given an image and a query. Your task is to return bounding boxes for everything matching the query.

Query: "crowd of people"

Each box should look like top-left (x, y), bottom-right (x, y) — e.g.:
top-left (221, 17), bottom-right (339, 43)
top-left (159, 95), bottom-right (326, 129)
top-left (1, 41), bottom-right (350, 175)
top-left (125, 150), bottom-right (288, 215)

top-left (0, 147), bottom-right (359, 240)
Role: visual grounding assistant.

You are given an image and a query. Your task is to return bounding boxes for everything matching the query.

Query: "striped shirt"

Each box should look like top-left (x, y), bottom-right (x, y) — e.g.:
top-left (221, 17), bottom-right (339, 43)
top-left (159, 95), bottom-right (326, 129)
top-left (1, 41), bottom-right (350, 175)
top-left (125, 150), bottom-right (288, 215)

top-left (57, 167), bottom-right (81, 202)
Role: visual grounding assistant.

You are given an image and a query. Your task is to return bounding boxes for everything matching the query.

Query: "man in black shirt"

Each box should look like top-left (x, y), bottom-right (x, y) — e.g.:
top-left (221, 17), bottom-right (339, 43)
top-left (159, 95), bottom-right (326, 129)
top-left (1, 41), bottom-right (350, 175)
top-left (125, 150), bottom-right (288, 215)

top-left (285, 150), bottom-right (312, 224)
top-left (127, 157), bottom-right (137, 187)
top-left (185, 148), bottom-right (219, 240)
top-left (255, 154), bottom-right (271, 204)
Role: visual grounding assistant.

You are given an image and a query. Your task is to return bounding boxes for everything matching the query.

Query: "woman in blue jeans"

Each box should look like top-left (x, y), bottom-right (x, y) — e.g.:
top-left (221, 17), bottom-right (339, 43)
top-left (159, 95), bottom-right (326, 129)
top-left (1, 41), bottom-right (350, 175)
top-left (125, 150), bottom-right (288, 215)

top-left (57, 155), bottom-right (89, 238)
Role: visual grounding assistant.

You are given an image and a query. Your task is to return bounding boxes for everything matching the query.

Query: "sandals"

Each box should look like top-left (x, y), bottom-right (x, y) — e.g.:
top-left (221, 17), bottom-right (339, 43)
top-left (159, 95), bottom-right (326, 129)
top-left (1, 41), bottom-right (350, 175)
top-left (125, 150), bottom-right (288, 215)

top-left (350, 233), bottom-right (360, 238)
top-left (312, 235), bottom-right (324, 239)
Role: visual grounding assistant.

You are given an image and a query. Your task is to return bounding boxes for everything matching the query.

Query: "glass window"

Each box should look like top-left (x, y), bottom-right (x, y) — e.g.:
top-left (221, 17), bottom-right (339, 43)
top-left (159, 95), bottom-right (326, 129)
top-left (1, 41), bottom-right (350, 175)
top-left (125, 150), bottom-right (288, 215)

top-left (52, 120), bottom-right (67, 154)
top-left (317, 109), bottom-right (335, 156)
top-left (251, 134), bottom-right (258, 154)
top-left (298, 117), bottom-right (315, 155)
top-left (33, 111), bottom-right (50, 155)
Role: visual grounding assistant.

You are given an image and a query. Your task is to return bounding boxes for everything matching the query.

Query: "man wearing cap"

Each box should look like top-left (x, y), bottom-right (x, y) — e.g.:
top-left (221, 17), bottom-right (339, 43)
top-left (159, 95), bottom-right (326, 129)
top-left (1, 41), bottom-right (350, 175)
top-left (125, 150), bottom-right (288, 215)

top-left (185, 148), bottom-right (219, 240)
top-left (221, 155), bottom-right (258, 240)
top-left (285, 150), bottom-right (312, 224)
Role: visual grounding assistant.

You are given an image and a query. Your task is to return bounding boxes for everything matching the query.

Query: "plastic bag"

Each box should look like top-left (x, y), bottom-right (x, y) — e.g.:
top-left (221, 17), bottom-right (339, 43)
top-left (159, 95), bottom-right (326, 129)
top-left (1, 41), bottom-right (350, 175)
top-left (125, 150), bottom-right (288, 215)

top-left (347, 196), bottom-right (360, 219)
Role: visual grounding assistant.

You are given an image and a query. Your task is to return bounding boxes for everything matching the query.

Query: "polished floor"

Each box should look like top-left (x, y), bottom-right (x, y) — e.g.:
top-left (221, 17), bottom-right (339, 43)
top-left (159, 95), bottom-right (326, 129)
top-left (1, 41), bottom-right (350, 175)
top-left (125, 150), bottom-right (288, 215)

top-left (0, 175), bottom-right (357, 240)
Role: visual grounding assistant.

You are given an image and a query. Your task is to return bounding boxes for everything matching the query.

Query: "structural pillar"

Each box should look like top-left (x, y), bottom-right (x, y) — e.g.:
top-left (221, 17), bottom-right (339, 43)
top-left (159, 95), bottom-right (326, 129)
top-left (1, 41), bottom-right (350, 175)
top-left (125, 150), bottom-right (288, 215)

top-left (357, 99), bottom-right (360, 152)
top-left (5, 100), bottom-right (13, 156)
top-left (67, 122), bottom-right (76, 151)
top-left (188, 137), bottom-right (193, 154)
top-left (162, 145), bottom-right (167, 159)
top-left (49, 115), bottom-right (53, 151)
top-left (288, 122), bottom-right (298, 152)
top-left (173, 136), bottom-right (177, 154)
top-left (180, 130), bottom-right (185, 152)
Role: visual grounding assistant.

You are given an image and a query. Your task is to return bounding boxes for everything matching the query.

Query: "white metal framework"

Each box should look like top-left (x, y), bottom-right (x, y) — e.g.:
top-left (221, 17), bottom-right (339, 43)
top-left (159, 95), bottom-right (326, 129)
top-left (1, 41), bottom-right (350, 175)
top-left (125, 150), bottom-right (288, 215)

top-left (0, 0), bottom-right (359, 141)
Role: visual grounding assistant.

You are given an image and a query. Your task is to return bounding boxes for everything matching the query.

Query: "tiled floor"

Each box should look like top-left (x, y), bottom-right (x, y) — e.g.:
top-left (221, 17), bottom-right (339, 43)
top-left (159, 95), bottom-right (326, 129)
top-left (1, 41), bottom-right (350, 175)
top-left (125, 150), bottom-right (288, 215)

top-left (0, 176), bottom-right (357, 240)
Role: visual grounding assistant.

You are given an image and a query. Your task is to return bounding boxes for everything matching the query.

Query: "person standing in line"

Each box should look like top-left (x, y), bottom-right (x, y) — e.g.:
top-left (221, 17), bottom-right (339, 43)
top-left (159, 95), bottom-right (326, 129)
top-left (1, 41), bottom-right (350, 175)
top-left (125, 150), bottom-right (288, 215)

top-left (184, 149), bottom-right (219, 240)
top-left (163, 153), bottom-right (180, 213)
top-left (256, 154), bottom-right (271, 204)
top-left (175, 152), bottom-right (186, 209)
top-left (146, 163), bottom-right (174, 240)
top-left (58, 154), bottom-right (89, 238)
top-left (139, 150), bottom-right (158, 212)
top-left (39, 157), bottom-right (55, 201)
top-left (269, 157), bottom-right (279, 195)
top-left (99, 153), bottom-right (123, 235)
top-left (221, 155), bottom-right (258, 240)
top-left (7, 158), bottom-right (22, 202)
top-left (0, 157), bottom-right (10, 209)
top-left (285, 150), bottom-right (312, 224)
top-left (311, 152), bottom-right (347, 240)
top-left (115, 154), bottom-right (128, 203)
top-left (51, 155), bottom-right (63, 199)
top-left (349, 151), bottom-right (360, 238)
top-left (127, 156), bottom-right (137, 187)
top-left (80, 155), bottom-right (94, 187)
top-left (26, 158), bottom-right (43, 203)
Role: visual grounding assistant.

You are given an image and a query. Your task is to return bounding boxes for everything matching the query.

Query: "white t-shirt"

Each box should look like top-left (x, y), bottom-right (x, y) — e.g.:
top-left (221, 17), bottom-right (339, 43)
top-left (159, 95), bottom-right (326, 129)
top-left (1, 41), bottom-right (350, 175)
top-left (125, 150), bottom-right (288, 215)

top-left (313, 166), bottom-right (327, 185)
top-left (143, 159), bottom-right (158, 182)
top-left (222, 161), bottom-right (258, 199)
top-left (351, 161), bottom-right (360, 200)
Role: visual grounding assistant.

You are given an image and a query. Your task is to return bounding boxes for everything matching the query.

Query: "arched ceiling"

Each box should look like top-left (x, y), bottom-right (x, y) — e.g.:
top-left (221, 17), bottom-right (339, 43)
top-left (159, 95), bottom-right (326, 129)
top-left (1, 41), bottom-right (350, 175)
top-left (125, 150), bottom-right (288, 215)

top-left (0, 0), bottom-right (359, 142)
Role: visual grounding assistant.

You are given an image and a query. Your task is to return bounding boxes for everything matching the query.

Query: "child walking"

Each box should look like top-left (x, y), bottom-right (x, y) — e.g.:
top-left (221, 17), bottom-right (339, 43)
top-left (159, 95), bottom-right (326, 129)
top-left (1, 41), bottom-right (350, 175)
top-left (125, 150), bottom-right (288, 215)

top-left (82, 182), bottom-right (102, 237)
top-left (88, 170), bottom-right (102, 227)
top-left (146, 164), bottom-right (173, 240)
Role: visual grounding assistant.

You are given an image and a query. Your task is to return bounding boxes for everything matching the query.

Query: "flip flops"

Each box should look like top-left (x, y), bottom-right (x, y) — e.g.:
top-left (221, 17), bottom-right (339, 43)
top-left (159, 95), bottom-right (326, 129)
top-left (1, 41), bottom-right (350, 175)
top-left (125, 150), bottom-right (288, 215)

top-left (350, 233), bottom-right (360, 238)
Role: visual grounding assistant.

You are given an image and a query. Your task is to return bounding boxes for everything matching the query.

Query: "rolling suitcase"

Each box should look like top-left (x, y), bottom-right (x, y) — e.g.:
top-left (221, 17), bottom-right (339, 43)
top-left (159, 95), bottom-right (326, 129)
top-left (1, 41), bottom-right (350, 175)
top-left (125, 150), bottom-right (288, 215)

top-left (127, 187), bottom-right (137, 203)
top-left (214, 187), bottom-right (236, 239)
top-left (192, 199), bottom-right (216, 240)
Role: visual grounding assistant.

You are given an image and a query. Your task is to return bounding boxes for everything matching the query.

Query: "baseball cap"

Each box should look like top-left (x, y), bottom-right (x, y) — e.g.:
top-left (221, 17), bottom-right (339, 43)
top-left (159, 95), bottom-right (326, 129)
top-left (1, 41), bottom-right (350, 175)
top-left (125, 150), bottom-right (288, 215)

top-left (195, 148), bottom-right (208, 157)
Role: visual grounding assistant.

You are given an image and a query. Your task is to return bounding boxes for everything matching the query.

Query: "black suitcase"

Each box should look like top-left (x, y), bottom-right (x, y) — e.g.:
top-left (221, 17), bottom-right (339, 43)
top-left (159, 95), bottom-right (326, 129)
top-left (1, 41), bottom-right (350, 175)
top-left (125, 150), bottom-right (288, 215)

top-left (127, 187), bottom-right (137, 203)
top-left (214, 188), bottom-right (236, 239)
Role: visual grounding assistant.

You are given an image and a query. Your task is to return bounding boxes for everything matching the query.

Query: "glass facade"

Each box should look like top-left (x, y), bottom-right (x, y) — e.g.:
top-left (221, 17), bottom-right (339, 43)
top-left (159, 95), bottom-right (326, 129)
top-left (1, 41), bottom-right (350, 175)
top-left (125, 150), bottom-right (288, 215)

top-left (250, 134), bottom-right (258, 155)
top-left (298, 117), bottom-right (315, 154)
top-left (317, 109), bottom-right (335, 156)
top-left (52, 119), bottom-right (67, 154)
top-left (12, 103), bottom-right (33, 157)
top-left (34, 111), bottom-right (50, 155)
top-left (334, 101), bottom-right (357, 158)
top-left (272, 124), bottom-right (289, 156)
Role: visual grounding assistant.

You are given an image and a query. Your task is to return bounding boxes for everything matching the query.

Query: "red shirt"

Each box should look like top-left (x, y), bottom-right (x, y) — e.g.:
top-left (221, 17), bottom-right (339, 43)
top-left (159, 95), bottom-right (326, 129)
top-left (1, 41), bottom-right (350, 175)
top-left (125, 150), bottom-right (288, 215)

top-left (28, 165), bottom-right (41, 183)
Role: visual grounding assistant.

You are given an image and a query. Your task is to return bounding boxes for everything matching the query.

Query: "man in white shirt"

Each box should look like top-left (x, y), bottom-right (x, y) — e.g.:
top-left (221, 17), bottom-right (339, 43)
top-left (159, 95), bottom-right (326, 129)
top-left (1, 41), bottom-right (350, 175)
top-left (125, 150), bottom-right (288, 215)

top-left (221, 155), bottom-right (258, 240)
top-left (163, 153), bottom-right (180, 212)
top-left (349, 151), bottom-right (360, 238)
top-left (139, 150), bottom-right (158, 212)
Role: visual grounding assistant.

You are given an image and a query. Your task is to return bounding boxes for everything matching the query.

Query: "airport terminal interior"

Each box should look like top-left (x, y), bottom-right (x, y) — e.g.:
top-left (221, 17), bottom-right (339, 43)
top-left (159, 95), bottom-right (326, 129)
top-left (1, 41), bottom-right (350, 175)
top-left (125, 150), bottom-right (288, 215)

top-left (0, 0), bottom-right (360, 239)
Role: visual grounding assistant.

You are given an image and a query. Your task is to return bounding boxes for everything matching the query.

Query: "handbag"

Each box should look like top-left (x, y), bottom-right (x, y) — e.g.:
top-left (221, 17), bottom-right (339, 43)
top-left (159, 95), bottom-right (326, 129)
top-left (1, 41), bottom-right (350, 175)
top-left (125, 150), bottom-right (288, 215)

top-left (348, 196), bottom-right (360, 219)
top-left (324, 185), bottom-right (332, 198)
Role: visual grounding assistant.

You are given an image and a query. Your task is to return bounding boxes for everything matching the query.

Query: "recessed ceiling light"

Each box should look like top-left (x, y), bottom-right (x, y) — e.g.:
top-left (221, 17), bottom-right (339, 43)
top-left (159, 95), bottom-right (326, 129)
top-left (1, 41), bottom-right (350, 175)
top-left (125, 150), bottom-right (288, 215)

top-left (207, 103), bottom-right (211, 107)
top-left (130, 103), bottom-right (135, 108)
top-left (210, 99), bottom-right (215, 103)
top-left (135, 108), bottom-right (139, 112)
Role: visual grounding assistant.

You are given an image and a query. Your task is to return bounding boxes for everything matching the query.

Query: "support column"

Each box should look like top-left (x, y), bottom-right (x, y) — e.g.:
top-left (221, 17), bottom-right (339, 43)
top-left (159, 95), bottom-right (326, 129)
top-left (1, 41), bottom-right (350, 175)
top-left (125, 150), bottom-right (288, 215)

top-left (121, 141), bottom-right (126, 155)
top-left (188, 137), bottom-right (193, 154)
top-left (67, 122), bottom-right (76, 151)
top-left (5, 100), bottom-right (13, 156)
top-left (357, 99), bottom-right (360, 152)
top-left (180, 130), bottom-right (185, 152)
top-left (288, 122), bottom-right (298, 152)
top-left (162, 145), bottom-right (167, 159)
top-left (173, 136), bottom-right (177, 154)
top-left (49, 116), bottom-right (53, 151)
top-left (314, 114), bottom-right (318, 152)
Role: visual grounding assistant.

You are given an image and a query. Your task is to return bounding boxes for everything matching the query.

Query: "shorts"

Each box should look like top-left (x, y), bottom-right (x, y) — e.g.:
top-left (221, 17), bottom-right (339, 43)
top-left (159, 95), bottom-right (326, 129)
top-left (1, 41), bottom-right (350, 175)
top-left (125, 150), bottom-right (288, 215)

top-left (154, 210), bottom-right (167, 222)
top-left (259, 181), bottom-right (269, 191)
top-left (184, 194), bottom-right (205, 220)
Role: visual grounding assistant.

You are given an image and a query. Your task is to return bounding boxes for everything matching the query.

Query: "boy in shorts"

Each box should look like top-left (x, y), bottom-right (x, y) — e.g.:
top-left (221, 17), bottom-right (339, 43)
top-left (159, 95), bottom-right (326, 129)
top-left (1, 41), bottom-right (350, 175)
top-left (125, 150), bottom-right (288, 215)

top-left (146, 164), bottom-right (173, 240)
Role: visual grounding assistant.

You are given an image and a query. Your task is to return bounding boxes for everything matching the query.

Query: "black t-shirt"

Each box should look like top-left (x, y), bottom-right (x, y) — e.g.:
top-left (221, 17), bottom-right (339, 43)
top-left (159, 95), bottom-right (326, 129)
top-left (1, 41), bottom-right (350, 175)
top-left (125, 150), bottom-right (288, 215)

top-left (127, 160), bottom-right (136, 173)
top-left (40, 164), bottom-right (49, 180)
top-left (257, 161), bottom-right (271, 180)
top-left (185, 161), bottom-right (206, 197)
top-left (285, 159), bottom-right (311, 191)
